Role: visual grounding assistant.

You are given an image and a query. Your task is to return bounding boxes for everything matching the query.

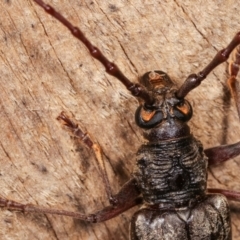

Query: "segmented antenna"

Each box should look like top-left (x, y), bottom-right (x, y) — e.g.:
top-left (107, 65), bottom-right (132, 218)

top-left (176, 32), bottom-right (240, 99)
top-left (33, 0), bottom-right (154, 105)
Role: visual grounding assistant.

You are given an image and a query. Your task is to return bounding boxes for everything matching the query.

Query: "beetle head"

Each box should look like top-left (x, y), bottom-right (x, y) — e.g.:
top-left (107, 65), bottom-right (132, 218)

top-left (135, 70), bottom-right (193, 141)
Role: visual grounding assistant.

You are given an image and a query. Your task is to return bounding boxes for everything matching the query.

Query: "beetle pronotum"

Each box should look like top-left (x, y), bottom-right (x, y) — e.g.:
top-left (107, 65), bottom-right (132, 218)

top-left (0, 0), bottom-right (240, 239)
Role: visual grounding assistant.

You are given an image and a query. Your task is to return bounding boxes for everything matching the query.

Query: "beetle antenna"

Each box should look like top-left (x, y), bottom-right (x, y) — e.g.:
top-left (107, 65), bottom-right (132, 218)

top-left (33, 0), bottom-right (154, 105)
top-left (176, 32), bottom-right (240, 99)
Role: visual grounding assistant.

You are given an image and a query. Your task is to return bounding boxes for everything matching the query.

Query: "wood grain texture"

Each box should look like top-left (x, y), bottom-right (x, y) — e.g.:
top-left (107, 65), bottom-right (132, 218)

top-left (0, 0), bottom-right (240, 239)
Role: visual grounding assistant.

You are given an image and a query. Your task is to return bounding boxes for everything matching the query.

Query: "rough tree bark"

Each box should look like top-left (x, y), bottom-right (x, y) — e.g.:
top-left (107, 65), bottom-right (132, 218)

top-left (0, 0), bottom-right (240, 239)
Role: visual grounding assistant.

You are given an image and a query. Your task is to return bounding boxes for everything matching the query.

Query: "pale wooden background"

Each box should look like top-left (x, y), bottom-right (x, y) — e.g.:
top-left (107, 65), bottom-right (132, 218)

top-left (0, 0), bottom-right (240, 239)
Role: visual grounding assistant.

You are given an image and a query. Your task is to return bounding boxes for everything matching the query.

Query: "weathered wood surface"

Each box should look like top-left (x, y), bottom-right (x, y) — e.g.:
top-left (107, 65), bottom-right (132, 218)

top-left (0, 0), bottom-right (240, 239)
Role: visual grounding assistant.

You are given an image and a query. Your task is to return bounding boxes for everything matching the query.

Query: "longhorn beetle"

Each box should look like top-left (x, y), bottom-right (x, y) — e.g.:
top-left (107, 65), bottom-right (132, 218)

top-left (1, 0), bottom-right (240, 239)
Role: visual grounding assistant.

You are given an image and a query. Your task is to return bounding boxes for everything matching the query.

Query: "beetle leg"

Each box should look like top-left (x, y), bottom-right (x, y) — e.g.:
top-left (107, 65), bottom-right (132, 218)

top-left (228, 45), bottom-right (240, 118)
top-left (57, 111), bottom-right (117, 204)
top-left (204, 141), bottom-right (240, 165)
top-left (208, 188), bottom-right (240, 202)
top-left (0, 177), bottom-right (142, 222)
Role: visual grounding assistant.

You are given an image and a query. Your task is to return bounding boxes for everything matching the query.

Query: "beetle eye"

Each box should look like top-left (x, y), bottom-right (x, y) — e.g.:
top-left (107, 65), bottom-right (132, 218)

top-left (135, 106), bottom-right (163, 129)
top-left (173, 100), bottom-right (192, 121)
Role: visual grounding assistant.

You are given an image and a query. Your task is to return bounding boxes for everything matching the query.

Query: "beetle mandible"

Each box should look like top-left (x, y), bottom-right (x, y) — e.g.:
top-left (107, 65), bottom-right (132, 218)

top-left (1, 0), bottom-right (240, 239)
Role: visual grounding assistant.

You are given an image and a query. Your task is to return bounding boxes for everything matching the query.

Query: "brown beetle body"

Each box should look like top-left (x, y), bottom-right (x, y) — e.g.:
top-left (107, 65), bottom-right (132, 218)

top-left (132, 71), bottom-right (231, 239)
top-left (0, 1), bottom-right (240, 239)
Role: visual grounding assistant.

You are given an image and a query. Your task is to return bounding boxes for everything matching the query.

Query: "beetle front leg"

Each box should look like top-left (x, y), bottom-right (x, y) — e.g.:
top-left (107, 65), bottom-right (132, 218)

top-left (228, 45), bottom-right (240, 118)
top-left (204, 46), bottom-right (240, 166)
top-left (57, 111), bottom-right (116, 204)
top-left (0, 178), bottom-right (142, 222)
top-left (205, 141), bottom-right (240, 165)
